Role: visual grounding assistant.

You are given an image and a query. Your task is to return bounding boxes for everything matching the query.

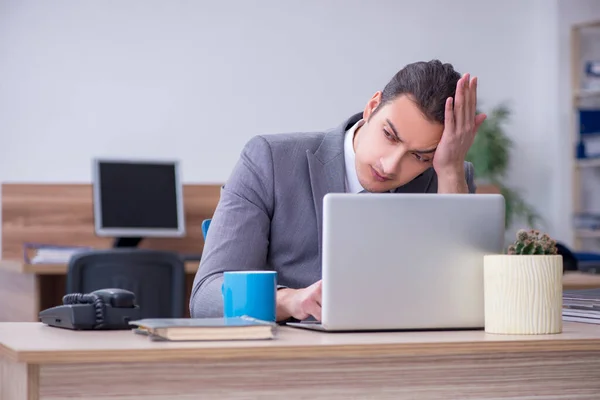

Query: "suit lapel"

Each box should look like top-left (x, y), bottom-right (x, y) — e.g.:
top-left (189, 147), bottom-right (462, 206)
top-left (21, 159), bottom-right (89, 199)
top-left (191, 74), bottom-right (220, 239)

top-left (307, 113), bottom-right (361, 255)
top-left (307, 151), bottom-right (345, 242)
top-left (392, 168), bottom-right (435, 193)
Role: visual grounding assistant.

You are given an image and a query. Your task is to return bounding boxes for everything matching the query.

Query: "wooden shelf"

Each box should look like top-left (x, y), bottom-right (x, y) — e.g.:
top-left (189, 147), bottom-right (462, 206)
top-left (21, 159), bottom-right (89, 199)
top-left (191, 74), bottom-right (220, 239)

top-left (576, 158), bottom-right (600, 168)
top-left (575, 229), bottom-right (600, 238)
top-left (0, 260), bottom-right (200, 275)
top-left (573, 20), bottom-right (600, 30)
top-left (571, 20), bottom-right (600, 251)
top-left (575, 88), bottom-right (600, 99)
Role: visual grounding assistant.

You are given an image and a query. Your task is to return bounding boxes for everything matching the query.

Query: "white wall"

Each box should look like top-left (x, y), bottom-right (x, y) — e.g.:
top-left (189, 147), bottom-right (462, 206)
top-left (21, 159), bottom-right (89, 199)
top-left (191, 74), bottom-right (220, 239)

top-left (0, 0), bottom-right (592, 249)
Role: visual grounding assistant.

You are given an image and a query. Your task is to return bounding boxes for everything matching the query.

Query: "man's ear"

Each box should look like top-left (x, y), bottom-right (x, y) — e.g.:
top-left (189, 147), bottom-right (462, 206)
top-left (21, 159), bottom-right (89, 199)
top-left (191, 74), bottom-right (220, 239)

top-left (363, 92), bottom-right (382, 122)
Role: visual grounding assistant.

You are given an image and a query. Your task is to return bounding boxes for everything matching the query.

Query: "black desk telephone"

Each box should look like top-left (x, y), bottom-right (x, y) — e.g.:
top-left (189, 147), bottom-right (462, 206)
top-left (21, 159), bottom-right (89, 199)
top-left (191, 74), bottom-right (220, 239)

top-left (39, 288), bottom-right (141, 330)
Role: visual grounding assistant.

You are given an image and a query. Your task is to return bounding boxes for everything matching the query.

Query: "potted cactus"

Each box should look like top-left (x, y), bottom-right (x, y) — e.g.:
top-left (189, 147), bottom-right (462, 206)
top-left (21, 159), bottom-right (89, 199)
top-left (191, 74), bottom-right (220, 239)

top-left (483, 229), bottom-right (563, 335)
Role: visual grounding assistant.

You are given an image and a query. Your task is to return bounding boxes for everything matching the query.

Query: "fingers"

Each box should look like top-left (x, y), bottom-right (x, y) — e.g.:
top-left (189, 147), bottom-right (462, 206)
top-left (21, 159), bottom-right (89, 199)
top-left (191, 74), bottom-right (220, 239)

top-left (298, 280), bottom-right (323, 321)
top-left (444, 97), bottom-right (454, 132)
top-left (474, 113), bottom-right (487, 131)
top-left (313, 280), bottom-right (322, 303)
top-left (307, 300), bottom-right (322, 321)
top-left (455, 73), bottom-right (479, 136)
top-left (300, 295), bottom-right (321, 321)
top-left (470, 76), bottom-right (478, 124)
top-left (454, 75), bottom-right (465, 132)
top-left (463, 73), bottom-right (471, 125)
top-left (310, 281), bottom-right (322, 320)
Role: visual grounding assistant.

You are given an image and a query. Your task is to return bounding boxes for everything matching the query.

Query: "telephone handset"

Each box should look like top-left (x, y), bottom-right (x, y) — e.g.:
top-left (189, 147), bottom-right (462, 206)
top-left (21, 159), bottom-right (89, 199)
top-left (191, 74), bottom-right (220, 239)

top-left (39, 288), bottom-right (141, 330)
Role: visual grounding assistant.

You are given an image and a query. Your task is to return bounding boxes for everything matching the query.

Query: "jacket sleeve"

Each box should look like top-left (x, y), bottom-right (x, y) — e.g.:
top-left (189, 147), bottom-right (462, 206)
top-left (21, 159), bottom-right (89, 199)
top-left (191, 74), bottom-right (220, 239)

top-left (423, 161), bottom-right (477, 194)
top-left (465, 161), bottom-right (477, 194)
top-left (189, 135), bottom-right (275, 318)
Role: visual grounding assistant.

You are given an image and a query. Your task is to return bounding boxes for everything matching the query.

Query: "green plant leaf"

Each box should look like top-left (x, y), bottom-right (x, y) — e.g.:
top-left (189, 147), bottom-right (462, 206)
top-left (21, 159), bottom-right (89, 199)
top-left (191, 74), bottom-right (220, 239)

top-left (497, 184), bottom-right (540, 228)
top-left (467, 103), bottom-right (513, 180)
top-left (466, 102), bottom-right (541, 230)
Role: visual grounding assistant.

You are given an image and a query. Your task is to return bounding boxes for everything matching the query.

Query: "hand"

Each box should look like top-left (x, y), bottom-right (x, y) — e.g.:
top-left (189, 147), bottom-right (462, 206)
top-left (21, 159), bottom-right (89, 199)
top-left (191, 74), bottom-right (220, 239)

top-left (433, 73), bottom-right (487, 178)
top-left (276, 280), bottom-right (322, 321)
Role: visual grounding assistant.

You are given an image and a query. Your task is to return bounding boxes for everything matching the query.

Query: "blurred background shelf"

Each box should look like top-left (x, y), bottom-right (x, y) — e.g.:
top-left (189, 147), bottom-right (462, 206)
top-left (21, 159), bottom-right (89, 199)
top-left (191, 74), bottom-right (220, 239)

top-left (576, 158), bottom-right (600, 168)
top-left (575, 88), bottom-right (600, 99)
top-left (571, 20), bottom-right (600, 251)
top-left (575, 229), bottom-right (600, 238)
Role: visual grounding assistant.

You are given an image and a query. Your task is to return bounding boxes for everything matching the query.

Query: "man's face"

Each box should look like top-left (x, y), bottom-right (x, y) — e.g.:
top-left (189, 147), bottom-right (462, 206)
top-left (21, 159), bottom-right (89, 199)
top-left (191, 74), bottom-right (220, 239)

top-left (353, 93), bottom-right (444, 192)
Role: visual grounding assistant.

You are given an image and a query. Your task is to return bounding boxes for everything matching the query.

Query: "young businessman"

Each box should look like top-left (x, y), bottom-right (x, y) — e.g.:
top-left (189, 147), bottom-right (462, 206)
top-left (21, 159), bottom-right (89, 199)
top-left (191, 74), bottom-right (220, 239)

top-left (190, 59), bottom-right (487, 322)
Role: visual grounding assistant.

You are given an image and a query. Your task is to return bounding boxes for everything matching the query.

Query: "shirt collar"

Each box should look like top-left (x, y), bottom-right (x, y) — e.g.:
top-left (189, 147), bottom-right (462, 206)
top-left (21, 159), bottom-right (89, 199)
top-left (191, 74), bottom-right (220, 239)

top-left (344, 119), bottom-right (366, 193)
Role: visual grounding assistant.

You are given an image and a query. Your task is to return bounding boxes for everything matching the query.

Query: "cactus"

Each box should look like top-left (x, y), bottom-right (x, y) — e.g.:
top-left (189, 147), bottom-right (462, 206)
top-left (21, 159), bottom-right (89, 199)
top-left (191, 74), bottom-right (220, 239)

top-left (507, 229), bottom-right (558, 255)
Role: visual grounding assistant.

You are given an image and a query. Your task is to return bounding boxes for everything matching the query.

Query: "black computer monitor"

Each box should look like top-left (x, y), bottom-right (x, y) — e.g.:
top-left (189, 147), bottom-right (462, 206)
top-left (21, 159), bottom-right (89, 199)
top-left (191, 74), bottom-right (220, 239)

top-left (92, 158), bottom-right (185, 247)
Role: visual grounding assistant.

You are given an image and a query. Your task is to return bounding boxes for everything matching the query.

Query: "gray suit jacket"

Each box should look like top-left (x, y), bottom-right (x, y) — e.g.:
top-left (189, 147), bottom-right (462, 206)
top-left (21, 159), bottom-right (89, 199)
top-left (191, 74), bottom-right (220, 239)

top-left (189, 113), bottom-right (476, 318)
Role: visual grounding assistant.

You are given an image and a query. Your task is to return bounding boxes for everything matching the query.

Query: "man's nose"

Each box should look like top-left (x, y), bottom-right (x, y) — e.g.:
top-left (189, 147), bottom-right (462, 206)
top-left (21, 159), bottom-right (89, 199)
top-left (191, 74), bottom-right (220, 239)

top-left (380, 148), bottom-right (405, 175)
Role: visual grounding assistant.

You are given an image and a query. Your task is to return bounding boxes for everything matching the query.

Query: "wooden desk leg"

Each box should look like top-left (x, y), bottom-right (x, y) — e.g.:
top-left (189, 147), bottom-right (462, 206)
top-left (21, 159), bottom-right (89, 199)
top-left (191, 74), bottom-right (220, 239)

top-left (0, 269), bottom-right (39, 322)
top-left (0, 357), bottom-right (39, 400)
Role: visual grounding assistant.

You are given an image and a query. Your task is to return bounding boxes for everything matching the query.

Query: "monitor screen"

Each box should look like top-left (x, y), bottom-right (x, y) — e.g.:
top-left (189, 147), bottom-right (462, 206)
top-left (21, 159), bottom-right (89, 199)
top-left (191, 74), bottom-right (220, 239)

top-left (93, 159), bottom-right (185, 237)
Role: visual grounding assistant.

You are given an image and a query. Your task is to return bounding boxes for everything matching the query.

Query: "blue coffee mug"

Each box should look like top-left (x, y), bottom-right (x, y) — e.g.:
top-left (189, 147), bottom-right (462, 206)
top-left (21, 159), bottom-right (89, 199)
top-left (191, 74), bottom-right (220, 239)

top-left (222, 271), bottom-right (277, 322)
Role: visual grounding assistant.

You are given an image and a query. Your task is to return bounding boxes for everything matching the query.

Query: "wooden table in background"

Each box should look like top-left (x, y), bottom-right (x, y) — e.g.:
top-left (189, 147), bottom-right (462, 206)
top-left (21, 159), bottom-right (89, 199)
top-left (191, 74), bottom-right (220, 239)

top-left (2, 321), bottom-right (600, 399)
top-left (3, 260), bottom-right (600, 322)
top-left (0, 183), bottom-right (221, 323)
top-left (0, 260), bottom-right (200, 322)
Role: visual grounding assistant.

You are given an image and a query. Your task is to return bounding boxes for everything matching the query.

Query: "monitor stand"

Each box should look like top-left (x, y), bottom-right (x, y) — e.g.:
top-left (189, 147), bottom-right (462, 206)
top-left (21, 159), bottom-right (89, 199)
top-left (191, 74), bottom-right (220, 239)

top-left (113, 237), bottom-right (143, 248)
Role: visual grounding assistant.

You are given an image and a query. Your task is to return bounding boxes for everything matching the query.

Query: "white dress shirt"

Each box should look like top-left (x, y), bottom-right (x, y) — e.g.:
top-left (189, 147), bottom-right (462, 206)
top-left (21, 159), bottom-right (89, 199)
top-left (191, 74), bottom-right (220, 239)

top-left (344, 119), bottom-right (366, 193)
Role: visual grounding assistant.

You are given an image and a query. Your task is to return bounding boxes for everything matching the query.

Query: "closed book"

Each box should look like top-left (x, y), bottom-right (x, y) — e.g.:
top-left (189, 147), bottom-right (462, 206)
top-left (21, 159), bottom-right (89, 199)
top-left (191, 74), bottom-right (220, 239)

top-left (129, 316), bottom-right (276, 341)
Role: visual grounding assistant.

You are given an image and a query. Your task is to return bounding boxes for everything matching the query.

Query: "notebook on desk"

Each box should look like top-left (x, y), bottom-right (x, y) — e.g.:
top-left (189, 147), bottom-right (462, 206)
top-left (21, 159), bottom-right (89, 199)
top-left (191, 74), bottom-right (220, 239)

top-left (129, 316), bottom-right (277, 341)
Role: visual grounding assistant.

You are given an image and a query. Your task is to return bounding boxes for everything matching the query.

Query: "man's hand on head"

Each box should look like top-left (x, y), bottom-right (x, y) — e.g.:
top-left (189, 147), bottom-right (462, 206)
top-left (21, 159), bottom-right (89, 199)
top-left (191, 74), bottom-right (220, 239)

top-left (276, 280), bottom-right (322, 322)
top-left (433, 73), bottom-right (486, 193)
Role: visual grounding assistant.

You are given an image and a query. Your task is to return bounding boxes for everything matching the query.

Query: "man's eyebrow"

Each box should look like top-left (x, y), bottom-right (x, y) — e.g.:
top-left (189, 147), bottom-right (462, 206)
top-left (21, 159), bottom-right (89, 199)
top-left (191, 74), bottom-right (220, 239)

top-left (415, 146), bottom-right (437, 154)
top-left (385, 118), bottom-right (436, 154)
top-left (386, 119), bottom-right (400, 140)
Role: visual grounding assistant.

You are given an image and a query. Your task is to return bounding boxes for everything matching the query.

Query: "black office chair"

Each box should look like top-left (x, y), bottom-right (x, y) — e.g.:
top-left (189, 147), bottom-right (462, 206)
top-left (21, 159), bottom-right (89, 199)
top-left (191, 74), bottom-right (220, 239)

top-left (66, 249), bottom-right (186, 318)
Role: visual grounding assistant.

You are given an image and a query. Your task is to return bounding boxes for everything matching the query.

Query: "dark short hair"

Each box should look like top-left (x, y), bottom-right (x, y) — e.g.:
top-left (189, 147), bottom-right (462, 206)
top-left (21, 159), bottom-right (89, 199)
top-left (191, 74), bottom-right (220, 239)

top-left (374, 59), bottom-right (461, 124)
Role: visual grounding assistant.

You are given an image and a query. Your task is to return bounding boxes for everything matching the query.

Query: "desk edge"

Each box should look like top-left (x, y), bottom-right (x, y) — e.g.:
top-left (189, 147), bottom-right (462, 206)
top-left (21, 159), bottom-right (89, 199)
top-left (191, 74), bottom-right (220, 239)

top-left (6, 336), bottom-right (600, 365)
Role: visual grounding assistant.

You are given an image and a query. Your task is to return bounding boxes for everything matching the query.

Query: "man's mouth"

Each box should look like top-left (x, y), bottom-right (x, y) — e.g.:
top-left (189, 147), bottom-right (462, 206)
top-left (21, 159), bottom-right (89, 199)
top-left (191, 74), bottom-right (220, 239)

top-left (371, 167), bottom-right (391, 182)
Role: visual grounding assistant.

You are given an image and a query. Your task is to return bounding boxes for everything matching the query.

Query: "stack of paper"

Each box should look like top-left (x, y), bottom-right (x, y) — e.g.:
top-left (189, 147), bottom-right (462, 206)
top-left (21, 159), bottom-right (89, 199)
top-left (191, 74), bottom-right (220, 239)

top-left (23, 242), bottom-right (93, 264)
top-left (563, 289), bottom-right (600, 324)
top-left (30, 248), bottom-right (89, 264)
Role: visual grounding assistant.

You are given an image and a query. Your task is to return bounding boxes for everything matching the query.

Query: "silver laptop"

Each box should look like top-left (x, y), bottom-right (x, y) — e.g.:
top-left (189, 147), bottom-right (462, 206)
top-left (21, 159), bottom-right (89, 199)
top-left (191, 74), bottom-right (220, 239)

top-left (287, 193), bottom-right (505, 332)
